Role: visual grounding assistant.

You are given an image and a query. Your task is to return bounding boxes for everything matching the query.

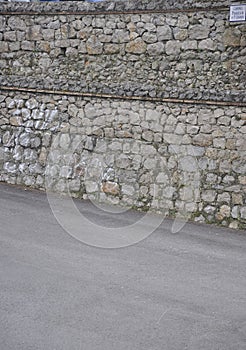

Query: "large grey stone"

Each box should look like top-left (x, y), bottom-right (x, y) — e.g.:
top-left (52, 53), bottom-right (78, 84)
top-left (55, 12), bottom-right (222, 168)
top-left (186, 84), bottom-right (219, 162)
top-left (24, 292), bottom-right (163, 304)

top-left (147, 42), bottom-right (165, 55)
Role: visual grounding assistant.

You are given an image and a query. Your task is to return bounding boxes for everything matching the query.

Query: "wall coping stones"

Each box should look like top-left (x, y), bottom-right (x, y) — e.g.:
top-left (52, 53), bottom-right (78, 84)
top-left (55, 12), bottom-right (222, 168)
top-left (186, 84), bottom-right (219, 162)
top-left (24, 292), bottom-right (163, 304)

top-left (0, 0), bottom-right (230, 15)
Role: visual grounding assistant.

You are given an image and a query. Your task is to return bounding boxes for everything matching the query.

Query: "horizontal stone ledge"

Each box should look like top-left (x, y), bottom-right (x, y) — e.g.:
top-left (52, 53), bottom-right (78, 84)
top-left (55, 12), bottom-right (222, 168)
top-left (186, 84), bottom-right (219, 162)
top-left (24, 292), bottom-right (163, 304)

top-left (1, 85), bottom-right (246, 108)
top-left (0, 7), bottom-right (229, 16)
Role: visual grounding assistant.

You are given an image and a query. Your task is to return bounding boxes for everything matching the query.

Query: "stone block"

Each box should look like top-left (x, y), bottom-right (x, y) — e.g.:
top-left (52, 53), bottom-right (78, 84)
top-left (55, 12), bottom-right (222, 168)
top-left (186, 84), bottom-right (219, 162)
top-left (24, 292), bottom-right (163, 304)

top-left (232, 161), bottom-right (246, 175)
top-left (21, 41), bottom-right (34, 51)
top-left (25, 98), bottom-right (38, 110)
top-left (43, 29), bottom-right (55, 41)
top-left (147, 42), bottom-right (164, 55)
top-left (126, 38), bottom-right (147, 54)
top-left (156, 25), bottom-right (172, 41)
top-left (30, 137), bottom-right (41, 149)
top-left (189, 25), bottom-right (210, 40)
top-left (142, 32), bottom-right (157, 44)
top-left (213, 138), bottom-right (226, 149)
top-left (4, 31), bottom-right (16, 42)
top-left (232, 206), bottom-right (239, 219)
top-left (239, 176), bottom-right (246, 185)
top-left (59, 134), bottom-right (70, 150)
top-left (0, 42), bottom-right (8, 52)
top-left (163, 133), bottom-right (181, 145)
top-left (179, 156), bottom-right (198, 172)
top-left (142, 130), bottom-right (153, 142)
top-left (8, 16), bottom-right (26, 31)
top-left (104, 44), bottom-right (120, 54)
top-left (144, 158), bottom-right (157, 170)
top-left (112, 29), bottom-right (129, 43)
top-left (187, 145), bottom-right (205, 157)
top-left (19, 133), bottom-right (31, 148)
top-left (10, 116), bottom-right (22, 126)
top-left (175, 123), bottom-right (186, 135)
top-left (202, 190), bottom-right (216, 202)
top-left (204, 205), bottom-right (216, 214)
top-left (163, 186), bottom-right (176, 199)
top-left (177, 15), bottom-right (189, 29)
top-left (225, 139), bottom-right (236, 150)
top-left (173, 28), bottom-right (188, 41)
top-left (198, 38), bottom-right (216, 51)
top-left (180, 186), bottom-right (194, 201)
top-left (181, 40), bottom-right (197, 50)
top-left (240, 207), bottom-right (246, 220)
top-left (229, 221), bottom-right (239, 229)
top-left (165, 40), bottom-right (181, 55)
top-left (28, 25), bottom-right (42, 41)
top-left (187, 125), bottom-right (199, 135)
top-left (223, 28), bottom-right (241, 47)
top-left (116, 154), bottom-right (131, 169)
top-left (218, 205), bottom-right (231, 219)
top-left (121, 184), bottom-right (135, 196)
top-left (232, 193), bottom-right (243, 205)
top-left (101, 181), bottom-right (120, 196)
top-left (60, 166), bottom-right (73, 179)
top-left (217, 192), bottom-right (230, 203)
top-left (192, 134), bottom-right (212, 147)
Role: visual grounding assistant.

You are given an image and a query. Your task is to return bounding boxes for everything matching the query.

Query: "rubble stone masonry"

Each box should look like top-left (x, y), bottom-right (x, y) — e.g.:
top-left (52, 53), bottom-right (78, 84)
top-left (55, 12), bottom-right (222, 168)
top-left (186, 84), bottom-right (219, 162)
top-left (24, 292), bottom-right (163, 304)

top-left (0, 0), bottom-right (245, 229)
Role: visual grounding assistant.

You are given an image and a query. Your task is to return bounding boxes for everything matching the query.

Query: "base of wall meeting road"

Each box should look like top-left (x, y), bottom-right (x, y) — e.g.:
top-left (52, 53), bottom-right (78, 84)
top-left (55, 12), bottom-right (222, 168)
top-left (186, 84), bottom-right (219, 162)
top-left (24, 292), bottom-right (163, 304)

top-left (1, 86), bottom-right (246, 108)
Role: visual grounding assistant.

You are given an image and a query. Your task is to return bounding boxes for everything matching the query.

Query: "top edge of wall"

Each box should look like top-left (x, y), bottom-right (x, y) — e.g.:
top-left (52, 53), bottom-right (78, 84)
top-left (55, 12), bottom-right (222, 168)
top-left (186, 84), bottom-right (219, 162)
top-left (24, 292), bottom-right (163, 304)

top-left (0, 0), bottom-right (231, 15)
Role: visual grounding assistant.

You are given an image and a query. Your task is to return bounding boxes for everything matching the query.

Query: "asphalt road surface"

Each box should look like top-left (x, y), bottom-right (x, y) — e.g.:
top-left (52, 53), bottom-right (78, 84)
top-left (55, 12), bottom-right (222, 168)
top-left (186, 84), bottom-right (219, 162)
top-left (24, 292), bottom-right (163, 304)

top-left (0, 182), bottom-right (246, 350)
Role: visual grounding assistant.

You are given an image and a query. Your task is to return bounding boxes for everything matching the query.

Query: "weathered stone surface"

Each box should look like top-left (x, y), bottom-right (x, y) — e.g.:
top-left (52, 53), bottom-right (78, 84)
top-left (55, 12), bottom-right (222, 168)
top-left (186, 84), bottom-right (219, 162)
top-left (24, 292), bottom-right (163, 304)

top-left (198, 38), bottom-right (216, 51)
top-left (43, 29), bottom-right (55, 41)
top-left (240, 207), bottom-right (246, 220)
top-left (0, 2), bottom-right (245, 103)
top-left (0, 41), bottom-right (8, 52)
top-left (26, 98), bottom-right (38, 110)
top-left (104, 44), bottom-right (120, 54)
top-left (173, 28), bottom-right (188, 41)
top-left (192, 134), bottom-right (212, 147)
top-left (112, 29), bottom-right (129, 43)
top-left (142, 32), bottom-right (157, 44)
top-left (189, 25), bottom-right (210, 40)
top-left (177, 15), bottom-right (189, 29)
top-left (86, 35), bottom-right (103, 55)
top-left (223, 28), bottom-right (241, 47)
top-left (126, 38), bottom-right (146, 54)
top-left (229, 221), bottom-right (239, 229)
top-left (165, 40), bottom-right (181, 55)
top-left (21, 41), bottom-right (35, 51)
top-left (8, 16), bottom-right (26, 31)
top-left (180, 156), bottom-right (198, 172)
top-left (202, 190), bottom-right (216, 202)
top-left (156, 25), bottom-right (172, 41)
top-left (4, 31), bottom-right (16, 42)
top-left (28, 25), bottom-right (42, 41)
top-left (59, 134), bottom-right (70, 150)
top-left (204, 205), bottom-right (216, 214)
top-left (10, 116), bottom-right (22, 126)
top-left (219, 205), bottom-right (231, 218)
top-left (101, 181), bottom-right (120, 196)
top-left (147, 42), bottom-right (164, 55)
top-left (181, 40), bottom-right (197, 50)
top-left (0, 2), bottom-right (245, 229)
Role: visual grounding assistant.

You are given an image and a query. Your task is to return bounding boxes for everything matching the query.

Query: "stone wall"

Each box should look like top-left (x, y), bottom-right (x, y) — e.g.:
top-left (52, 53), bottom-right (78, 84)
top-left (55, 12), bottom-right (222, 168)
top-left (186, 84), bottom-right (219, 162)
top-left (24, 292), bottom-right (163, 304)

top-left (0, 1), bottom-right (245, 229)
top-left (1, 91), bottom-right (245, 229)
top-left (0, 0), bottom-right (245, 101)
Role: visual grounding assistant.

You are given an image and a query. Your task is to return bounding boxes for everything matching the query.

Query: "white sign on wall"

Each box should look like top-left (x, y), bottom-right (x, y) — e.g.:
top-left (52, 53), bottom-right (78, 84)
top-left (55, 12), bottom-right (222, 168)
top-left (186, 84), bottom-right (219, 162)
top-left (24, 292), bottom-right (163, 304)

top-left (230, 4), bottom-right (246, 22)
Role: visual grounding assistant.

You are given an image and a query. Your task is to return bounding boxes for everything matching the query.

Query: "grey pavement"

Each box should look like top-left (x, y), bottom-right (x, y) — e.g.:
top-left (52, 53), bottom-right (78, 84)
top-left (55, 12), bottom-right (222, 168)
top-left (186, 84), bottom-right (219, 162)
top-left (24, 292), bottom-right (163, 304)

top-left (0, 182), bottom-right (246, 350)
